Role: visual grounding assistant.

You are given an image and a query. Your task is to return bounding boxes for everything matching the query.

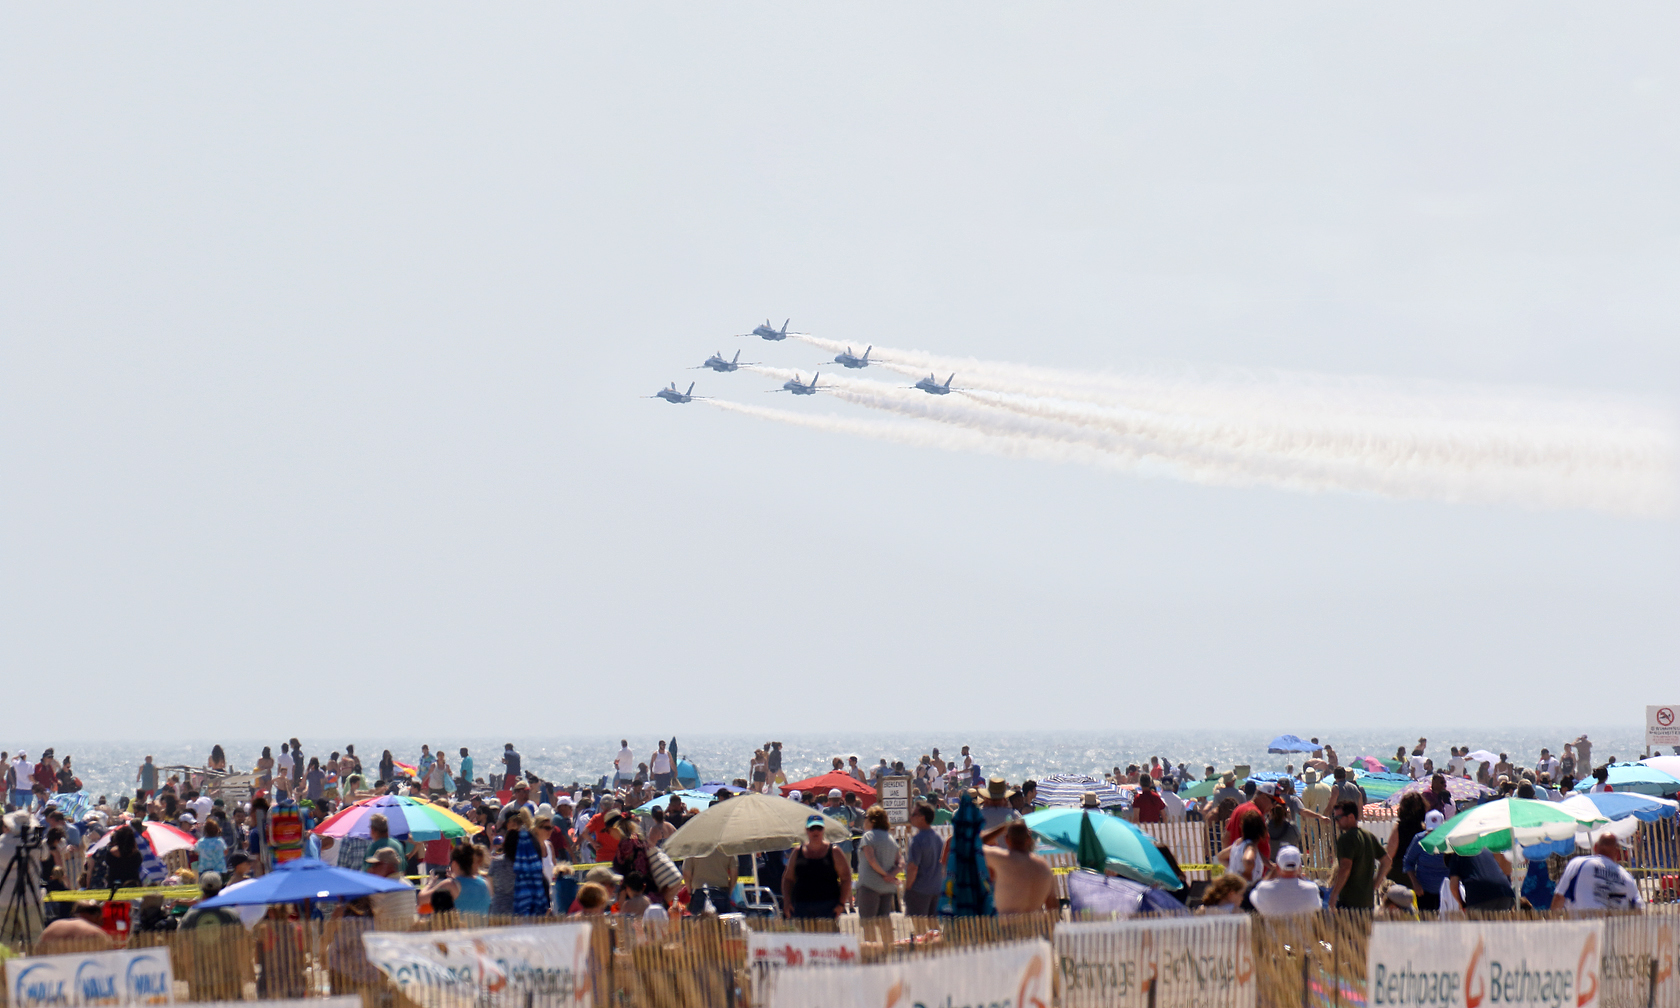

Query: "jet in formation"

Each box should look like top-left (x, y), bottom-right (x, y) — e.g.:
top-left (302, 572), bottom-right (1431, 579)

top-left (913, 373), bottom-right (956, 395)
top-left (747, 319), bottom-right (793, 340)
top-left (697, 350), bottom-right (753, 372)
top-left (831, 346), bottom-right (872, 369)
top-left (776, 373), bottom-right (823, 395)
top-left (651, 381), bottom-right (703, 404)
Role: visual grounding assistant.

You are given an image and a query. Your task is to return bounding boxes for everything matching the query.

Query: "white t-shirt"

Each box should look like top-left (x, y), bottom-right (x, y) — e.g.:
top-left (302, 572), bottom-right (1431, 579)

top-left (191, 796), bottom-right (213, 821)
top-left (1250, 877), bottom-right (1322, 917)
top-left (1160, 790), bottom-right (1186, 823)
top-left (616, 748), bottom-right (635, 775)
top-left (1555, 855), bottom-right (1642, 913)
top-left (1408, 756), bottom-right (1427, 780)
top-left (650, 751), bottom-right (672, 774)
top-left (1225, 840), bottom-right (1266, 885)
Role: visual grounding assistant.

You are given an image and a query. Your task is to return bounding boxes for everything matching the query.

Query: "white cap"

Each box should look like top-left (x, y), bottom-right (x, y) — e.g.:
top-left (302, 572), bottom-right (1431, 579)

top-left (1423, 809), bottom-right (1446, 829)
top-left (828, 788), bottom-right (843, 798)
top-left (1255, 782), bottom-right (1277, 796)
top-left (788, 790), bottom-right (802, 801)
top-left (1275, 845), bottom-right (1302, 870)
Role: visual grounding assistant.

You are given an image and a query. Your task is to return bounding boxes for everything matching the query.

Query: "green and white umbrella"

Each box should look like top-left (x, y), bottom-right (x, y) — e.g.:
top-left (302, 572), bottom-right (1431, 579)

top-left (1420, 797), bottom-right (1606, 856)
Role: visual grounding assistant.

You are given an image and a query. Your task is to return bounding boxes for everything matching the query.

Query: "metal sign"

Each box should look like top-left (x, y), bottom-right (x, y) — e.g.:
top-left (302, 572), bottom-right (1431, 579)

top-left (880, 775), bottom-right (911, 825)
top-left (1649, 705), bottom-right (1680, 748)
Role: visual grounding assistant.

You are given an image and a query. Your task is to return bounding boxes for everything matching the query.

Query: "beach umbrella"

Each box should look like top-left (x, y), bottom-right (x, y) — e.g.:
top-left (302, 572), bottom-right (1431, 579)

top-left (1022, 807), bottom-right (1184, 890)
top-left (1266, 735), bottom-right (1320, 754)
top-left (778, 771), bottom-right (876, 802)
top-left (663, 793), bottom-right (851, 858)
top-left (88, 820), bottom-right (197, 856)
top-left (1464, 749), bottom-right (1499, 765)
top-left (1571, 762), bottom-right (1680, 798)
top-left (1352, 756), bottom-right (1386, 773)
top-left (1350, 770), bottom-right (1414, 802)
top-left (1075, 812), bottom-right (1106, 872)
top-left (195, 856), bottom-right (410, 907)
top-left (1384, 775), bottom-right (1495, 808)
top-left (1066, 871), bottom-right (1189, 918)
top-left (1179, 777), bottom-right (1224, 800)
top-left (1420, 797), bottom-right (1607, 856)
top-left (939, 793), bottom-right (994, 917)
top-left (1520, 792), bottom-right (1679, 859)
top-left (1033, 774), bottom-right (1128, 810)
top-left (633, 789), bottom-right (716, 814)
top-left (391, 761), bottom-right (419, 779)
top-left (675, 759), bottom-right (700, 788)
top-left (1640, 756), bottom-right (1680, 781)
top-left (312, 794), bottom-right (480, 841)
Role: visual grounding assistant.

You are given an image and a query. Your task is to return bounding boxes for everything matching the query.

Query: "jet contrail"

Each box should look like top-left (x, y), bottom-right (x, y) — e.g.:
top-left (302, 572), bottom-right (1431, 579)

top-left (778, 334), bottom-right (1678, 516)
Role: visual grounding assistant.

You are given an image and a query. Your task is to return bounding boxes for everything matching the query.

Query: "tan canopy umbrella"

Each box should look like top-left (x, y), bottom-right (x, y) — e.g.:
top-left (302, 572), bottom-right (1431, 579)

top-left (664, 792), bottom-right (853, 858)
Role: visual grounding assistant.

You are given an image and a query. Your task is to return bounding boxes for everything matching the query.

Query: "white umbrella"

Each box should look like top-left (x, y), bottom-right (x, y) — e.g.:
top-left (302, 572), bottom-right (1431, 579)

top-left (1465, 749), bottom-right (1500, 765)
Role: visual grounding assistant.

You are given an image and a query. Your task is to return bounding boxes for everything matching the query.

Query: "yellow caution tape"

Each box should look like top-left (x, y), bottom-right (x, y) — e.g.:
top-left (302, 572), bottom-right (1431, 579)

top-left (49, 886), bottom-right (202, 902)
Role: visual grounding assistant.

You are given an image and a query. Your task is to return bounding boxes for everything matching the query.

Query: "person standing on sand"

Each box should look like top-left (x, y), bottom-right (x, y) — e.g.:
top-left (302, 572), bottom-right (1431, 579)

top-left (983, 821), bottom-right (1056, 914)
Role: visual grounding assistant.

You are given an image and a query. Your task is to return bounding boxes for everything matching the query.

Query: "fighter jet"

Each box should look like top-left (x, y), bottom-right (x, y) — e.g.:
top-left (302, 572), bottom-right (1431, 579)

top-left (832, 346), bottom-right (872, 369)
top-left (651, 381), bottom-right (703, 404)
top-left (696, 350), bottom-right (751, 372)
top-left (747, 319), bottom-right (793, 341)
top-left (775, 373), bottom-right (822, 395)
top-left (913, 373), bottom-right (956, 395)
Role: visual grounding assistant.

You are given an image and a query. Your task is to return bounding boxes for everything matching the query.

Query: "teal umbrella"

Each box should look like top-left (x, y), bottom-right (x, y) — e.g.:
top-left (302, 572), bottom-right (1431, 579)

top-left (633, 789), bottom-right (717, 814)
top-left (1022, 808), bottom-right (1182, 890)
top-left (1572, 763), bottom-right (1680, 798)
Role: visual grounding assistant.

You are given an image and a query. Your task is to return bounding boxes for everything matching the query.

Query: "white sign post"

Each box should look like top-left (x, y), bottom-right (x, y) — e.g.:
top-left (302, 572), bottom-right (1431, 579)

top-left (1647, 705), bottom-right (1680, 751)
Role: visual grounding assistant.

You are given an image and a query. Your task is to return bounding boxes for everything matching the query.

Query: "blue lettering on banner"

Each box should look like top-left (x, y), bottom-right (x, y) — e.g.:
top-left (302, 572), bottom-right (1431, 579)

top-left (74, 960), bottom-right (119, 1005)
top-left (123, 954), bottom-right (171, 1003)
top-left (13, 964), bottom-right (69, 1007)
top-left (1487, 960), bottom-right (1572, 1008)
top-left (1372, 961), bottom-right (1464, 1005)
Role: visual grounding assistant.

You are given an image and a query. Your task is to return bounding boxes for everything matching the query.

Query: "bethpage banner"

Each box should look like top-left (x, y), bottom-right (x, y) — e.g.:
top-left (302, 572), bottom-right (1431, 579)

top-left (766, 938), bottom-right (1051, 1008)
top-left (7, 948), bottom-right (175, 1007)
top-left (1055, 915), bottom-right (1256, 1008)
top-left (363, 923), bottom-right (593, 1008)
top-left (1368, 921), bottom-right (1605, 1008)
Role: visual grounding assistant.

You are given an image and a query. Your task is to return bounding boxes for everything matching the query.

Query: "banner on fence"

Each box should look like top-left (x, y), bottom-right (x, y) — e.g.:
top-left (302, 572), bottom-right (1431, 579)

top-left (1055, 915), bottom-right (1255, 1008)
top-left (767, 938), bottom-right (1051, 1008)
top-left (363, 923), bottom-right (593, 1008)
top-left (749, 930), bottom-right (862, 971)
top-left (192, 1001), bottom-right (360, 1008)
top-left (1368, 920), bottom-right (1605, 1008)
top-left (7, 947), bottom-right (175, 1007)
top-left (1601, 916), bottom-right (1680, 1008)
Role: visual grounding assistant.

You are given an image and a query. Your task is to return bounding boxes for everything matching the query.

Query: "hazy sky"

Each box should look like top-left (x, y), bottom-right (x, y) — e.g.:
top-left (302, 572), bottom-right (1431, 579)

top-left (4, 6), bottom-right (1676, 740)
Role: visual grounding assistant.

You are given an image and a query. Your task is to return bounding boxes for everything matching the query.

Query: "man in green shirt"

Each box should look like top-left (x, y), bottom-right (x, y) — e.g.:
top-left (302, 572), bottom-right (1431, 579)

top-left (1329, 801), bottom-right (1390, 910)
top-left (361, 813), bottom-right (409, 873)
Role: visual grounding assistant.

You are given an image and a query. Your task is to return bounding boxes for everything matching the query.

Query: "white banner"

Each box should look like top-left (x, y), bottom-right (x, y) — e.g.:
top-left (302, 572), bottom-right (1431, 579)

top-left (1369, 921), bottom-right (1605, 1008)
top-left (1056, 916), bottom-right (1256, 1008)
top-left (748, 932), bottom-right (862, 1007)
top-left (193, 1001), bottom-right (360, 1008)
top-left (7, 948), bottom-right (174, 1007)
top-left (363, 923), bottom-right (593, 1008)
top-left (767, 938), bottom-right (1051, 1008)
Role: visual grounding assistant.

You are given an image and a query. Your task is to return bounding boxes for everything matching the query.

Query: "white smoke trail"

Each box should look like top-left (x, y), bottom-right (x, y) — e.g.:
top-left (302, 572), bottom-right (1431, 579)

top-left (780, 334), bottom-right (1678, 516)
top-left (698, 398), bottom-right (1139, 472)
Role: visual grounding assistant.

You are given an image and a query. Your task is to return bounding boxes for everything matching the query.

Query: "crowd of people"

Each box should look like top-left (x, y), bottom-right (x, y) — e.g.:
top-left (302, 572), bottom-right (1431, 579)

top-left (0, 730), bottom-right (1664, 950)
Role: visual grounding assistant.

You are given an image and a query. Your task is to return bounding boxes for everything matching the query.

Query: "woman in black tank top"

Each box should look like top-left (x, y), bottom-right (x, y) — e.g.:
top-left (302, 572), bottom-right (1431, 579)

top-left (783, 818), bottom-right (850, 921)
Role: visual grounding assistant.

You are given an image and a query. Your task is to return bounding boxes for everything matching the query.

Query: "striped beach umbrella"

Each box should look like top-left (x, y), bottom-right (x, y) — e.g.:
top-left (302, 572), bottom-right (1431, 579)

top-left (1032, 774), bottom-right (1128, 810)
top-left (312, 794), bottom-right (480, 841)
top-left (88, 819), bottom-right (197, 857)
top-left (1420, 797), bottom-right (1606, 856)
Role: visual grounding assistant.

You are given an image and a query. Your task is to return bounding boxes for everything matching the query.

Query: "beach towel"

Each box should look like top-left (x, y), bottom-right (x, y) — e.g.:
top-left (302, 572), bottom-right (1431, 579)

top-left (511, 829), bottom-right (548, 916)
top-left (137, 834), bottom-right (167, 885)
top-left (938, 792), bottom-right (994, 917)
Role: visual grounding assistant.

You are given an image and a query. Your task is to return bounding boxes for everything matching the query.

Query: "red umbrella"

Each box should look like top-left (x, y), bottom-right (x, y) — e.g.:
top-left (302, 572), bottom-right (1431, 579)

top-left (780, 771), bottom-right (877, 801)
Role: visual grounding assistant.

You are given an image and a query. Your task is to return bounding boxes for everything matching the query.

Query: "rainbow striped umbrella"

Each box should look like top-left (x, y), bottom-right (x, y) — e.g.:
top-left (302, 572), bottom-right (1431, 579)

top-left (312, 795), bottom-right (480, 841)
top-left (391, 761), bottom-right (419, 779)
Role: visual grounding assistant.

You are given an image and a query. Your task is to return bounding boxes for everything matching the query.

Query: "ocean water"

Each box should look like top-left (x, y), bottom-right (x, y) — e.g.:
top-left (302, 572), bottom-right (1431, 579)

top-left (6, 726), bottom-right (1652, 805)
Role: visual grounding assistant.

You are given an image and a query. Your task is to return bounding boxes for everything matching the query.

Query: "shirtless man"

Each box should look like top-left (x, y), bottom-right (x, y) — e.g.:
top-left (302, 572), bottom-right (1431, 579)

top-left (36, 902), bottom-right (114, 954)
top-left (983, 821), bottom-right (1057, 914)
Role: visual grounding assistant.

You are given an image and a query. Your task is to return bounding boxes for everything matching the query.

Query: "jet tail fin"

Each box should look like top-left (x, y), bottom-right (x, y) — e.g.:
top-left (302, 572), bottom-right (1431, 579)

top-left (731, 349), bottom-right (740, 364)
top-left (686, 382), bottom-right (695, 396)
top-left (945, 374), bottom-right (955, 388)
top-left (864, 346), bottom-right (871, 361)
top-left (782, 318), bottom-right (790, 334)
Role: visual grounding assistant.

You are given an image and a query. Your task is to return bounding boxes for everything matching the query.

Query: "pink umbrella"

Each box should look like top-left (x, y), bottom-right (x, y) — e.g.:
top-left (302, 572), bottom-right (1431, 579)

top-left (88, 820), bottom-right (198, 856)
top-left (1354, 756), bottom-right (1386, 773)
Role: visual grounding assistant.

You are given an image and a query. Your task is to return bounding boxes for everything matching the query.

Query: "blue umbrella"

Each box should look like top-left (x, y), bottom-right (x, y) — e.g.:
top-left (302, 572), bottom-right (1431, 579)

top-left (1033, 774), bottom-right (1129, 810)
top-left (1023, 808), bottom-right (1184, 890)
top-left (1066, 870), bottom-right (1189, 918)
top-left (1521, 792), bottom-right (1679, 859)
top-left (195, 857), bottom-right (410, 907)
top-left (1267, 735), bottom-right (1321, 754)
top-left (633, 789), bottom-right (717, 814)
top-left (675, 759), bottom-right (700, 788)
top-left (1572, 763), bottom-right (1680, 798)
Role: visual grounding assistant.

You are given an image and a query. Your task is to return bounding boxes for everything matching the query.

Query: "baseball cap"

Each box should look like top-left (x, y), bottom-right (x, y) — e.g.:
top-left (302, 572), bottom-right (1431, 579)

top-left (805, 814), bottom-right (826, 829)
top-left (1423, 810), bottom-right (1445, 829)
top-left (788, 790), bottom-right (802, 801)
top-left (1255, 782), bottom-right (1277, 796)
top-left (365, 848), bottom-right (401, 867)
top-left (1275, 845), bottom-right (1302, 871)
top-left (827, 788), bottom-right (843, 798)
top-left (1386, 883), bottom-right (1414, 907)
